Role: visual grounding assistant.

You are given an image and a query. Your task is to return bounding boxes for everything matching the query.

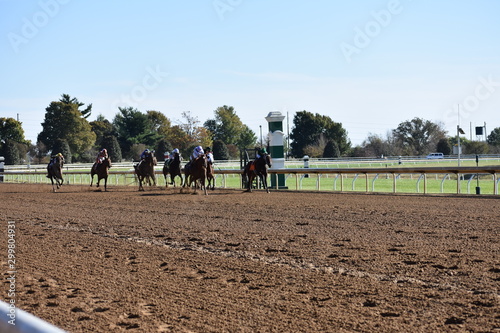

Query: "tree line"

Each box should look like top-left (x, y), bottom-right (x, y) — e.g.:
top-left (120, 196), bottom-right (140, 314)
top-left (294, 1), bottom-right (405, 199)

top-left (1, 94), bottom-right (500, 165)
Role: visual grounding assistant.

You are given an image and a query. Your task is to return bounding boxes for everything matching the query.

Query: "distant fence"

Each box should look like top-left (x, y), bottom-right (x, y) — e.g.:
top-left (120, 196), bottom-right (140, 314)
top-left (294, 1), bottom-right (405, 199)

top-left (1, 165), bottom-right (499, 195)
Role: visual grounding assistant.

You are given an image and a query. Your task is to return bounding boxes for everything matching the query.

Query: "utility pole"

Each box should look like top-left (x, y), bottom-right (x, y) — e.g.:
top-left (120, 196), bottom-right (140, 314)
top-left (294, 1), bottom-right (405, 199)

top-left (457, 104), bottom-right (465, 167)
top-left (259, 125), bottom-right (262, 147)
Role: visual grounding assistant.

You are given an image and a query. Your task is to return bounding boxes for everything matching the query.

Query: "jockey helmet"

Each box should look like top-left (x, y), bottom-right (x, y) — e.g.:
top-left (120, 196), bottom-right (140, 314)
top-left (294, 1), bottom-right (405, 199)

top-left (205, 147), bottom-right (211, 152)
top-left (259, 148), bottom-right (267, 155)
top-left (195, 146), bottom-right (203, 152)
top-left (173, 148), bottom-right (179, 154)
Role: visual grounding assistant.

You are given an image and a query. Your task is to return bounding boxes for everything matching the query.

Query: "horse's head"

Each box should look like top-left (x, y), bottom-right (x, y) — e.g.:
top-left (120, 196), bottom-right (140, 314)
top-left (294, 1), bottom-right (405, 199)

top-left (257, 154), bottom-right (271, 169)
top-left (144, 152), bottom-right (157, 166)
top-left (194, 154), bottom-right (207, 168)
top-left (56, 155), bottom-right (64, 167)
top-left (265, 154), bottom-right (272, 168)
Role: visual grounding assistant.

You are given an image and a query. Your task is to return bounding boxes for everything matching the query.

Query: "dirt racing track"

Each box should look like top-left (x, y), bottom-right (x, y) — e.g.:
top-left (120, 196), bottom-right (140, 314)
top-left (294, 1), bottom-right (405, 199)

top-left (1, 183), bottom-right (499, 332)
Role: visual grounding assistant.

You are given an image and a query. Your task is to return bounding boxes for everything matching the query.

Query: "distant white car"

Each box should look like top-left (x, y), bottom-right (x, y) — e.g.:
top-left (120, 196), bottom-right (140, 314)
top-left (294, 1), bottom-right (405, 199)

top-left (426, 153), bottom-right (444, 159)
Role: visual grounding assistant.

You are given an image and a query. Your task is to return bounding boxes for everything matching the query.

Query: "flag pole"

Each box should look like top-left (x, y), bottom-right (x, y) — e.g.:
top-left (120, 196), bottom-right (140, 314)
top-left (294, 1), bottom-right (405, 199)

top-left (457, 104), bottom-right (461, 167)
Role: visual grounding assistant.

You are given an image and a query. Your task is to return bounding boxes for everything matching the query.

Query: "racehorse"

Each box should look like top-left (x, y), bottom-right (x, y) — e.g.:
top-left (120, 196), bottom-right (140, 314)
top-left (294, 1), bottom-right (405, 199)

top-left (242, 153), bottom-right (272, 193)
top-left (163, 152), bottom-right (183, 188)
top-left (47, 154), bottom-right (64, 192)
top-left (183, 154), bottom-right (208, 195)
top-left (206, 161), bottom-right (215, 190)
top-left (134, 151), bottom-right (157, 191)
top-left (90, 157), bottom-right (112, 191)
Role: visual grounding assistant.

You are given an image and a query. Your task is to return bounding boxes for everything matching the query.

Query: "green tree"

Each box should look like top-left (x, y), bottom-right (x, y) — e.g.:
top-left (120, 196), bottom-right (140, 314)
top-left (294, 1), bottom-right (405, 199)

top-left (38, 99), bottom-right (96, 161)
top-left (177, 111), bottom-right (212, 154)
top-left (90, 115), bottom-right (114, 148)
top-left (392, 118), bottom-right (446, 156)
top-left (239, 125), bottom-right (257, 148)
top-left (113, 107), bottom-right (155, 159)
top-left (361, 134), bottom-right (389, 157)
top-left (464, 141), bottom-right (489, 154)
top-left (52, 138), bottom-right (72, 162)
top-left (34, 141), bottom-right (48, 164)
top-left (213, 140), bottom-right (229, 160)
top-left (0, 117), bottom-right (29, 163)
top-left (0, 117), bottom-right (27, 144)
top-left (101, 135), bottom-right (122, 162)
top-left (155, 138), bottom-right (172, 161)
top-left (168, 125), bottom-right (191, 158)
top-left (147, 110), bottom-right (171, 138)
top-left (290, 111), bottom-right (350, 158)
top-left (2, 139), bottom-right (20, 165)
top-left (204, 105), bottom-right (254, 148)
top-left (59, 93), bottom-right (92, 119)
top-left (487, 127), bottom-right (500, 146)
top-left (323, 140), bottom-right (340, 158)
top-left (436, 138), bottom-right (452, 155)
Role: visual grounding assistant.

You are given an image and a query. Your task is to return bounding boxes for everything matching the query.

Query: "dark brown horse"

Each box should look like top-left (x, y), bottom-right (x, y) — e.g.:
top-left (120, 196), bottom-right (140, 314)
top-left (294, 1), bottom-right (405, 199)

top-left (163, 152), bottom-right (183, 188)
top-left (242, 153), bottom-right (272, 193)
top-left (183, 154), bottom-right (208, 195)
top-left (90, 157), bottom-right (112, 191)
top-left (47, 154), bottom-right (64, 192)
top-left (134, 152), bottom-right (157, 191)
top-left (206, 161), bottom-right (215, 190)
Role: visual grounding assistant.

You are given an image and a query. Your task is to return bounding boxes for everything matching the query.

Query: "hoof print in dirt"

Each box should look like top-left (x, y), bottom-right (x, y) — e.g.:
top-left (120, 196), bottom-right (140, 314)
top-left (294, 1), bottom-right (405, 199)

top-left (445, 317), bottom-right (465, 325)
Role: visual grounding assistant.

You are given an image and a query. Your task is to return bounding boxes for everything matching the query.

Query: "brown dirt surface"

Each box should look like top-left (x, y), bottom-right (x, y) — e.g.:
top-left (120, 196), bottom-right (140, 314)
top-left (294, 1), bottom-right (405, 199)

top-left (1, 183), bottom-right (499, 332)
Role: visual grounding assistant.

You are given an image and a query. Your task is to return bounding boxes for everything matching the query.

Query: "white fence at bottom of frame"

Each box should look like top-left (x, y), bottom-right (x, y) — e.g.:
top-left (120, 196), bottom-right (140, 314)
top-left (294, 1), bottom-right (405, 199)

top-left (0, 300), bottom-right (67, 333)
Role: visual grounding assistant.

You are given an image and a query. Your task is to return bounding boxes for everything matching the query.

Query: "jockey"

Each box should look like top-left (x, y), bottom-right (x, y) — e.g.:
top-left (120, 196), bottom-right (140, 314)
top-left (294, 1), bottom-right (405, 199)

top-left (166, 148), bottom-right (180, 167)
top-left (256, 147), bottom-right (267, 159)
top-left (190, 145), bottom-right (204, 161)
top-left (49, 152), bottom-right (64, 166)
top-left (96, 148), bottom-right (108, 164)
top-left (205, 147), bottom-right (214, 165)
top-left (140, 149), bottom-right (150, 160)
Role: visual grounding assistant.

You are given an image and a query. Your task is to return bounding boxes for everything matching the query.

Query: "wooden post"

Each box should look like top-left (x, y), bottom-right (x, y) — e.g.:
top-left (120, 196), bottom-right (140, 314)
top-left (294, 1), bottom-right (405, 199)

top-left (393, 173), bottom-right (396, 193)
top-left (423, 173), bottom-right (427, 194)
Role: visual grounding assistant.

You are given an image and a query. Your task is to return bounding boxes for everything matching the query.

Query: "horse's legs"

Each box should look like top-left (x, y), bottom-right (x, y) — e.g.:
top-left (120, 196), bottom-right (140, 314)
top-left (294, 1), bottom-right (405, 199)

top-left (246, 173), bottom-right (254, 192)
top-left (138, 176), bottom-right (144, 191)
top-left (49, 177), bottom-right (56, 192)
top-left (202, 177), bottom-right (207, 195)
top-left (103, 177), bottom-right (108, 191)
top-left (90, 174), bottom-right (94, 187)
top-left (261, 173), bottom-right (270, 193)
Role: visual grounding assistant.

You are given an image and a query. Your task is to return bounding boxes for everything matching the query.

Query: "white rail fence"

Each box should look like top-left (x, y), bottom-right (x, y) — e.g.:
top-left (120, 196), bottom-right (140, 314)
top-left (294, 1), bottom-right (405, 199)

top-left (0, 301), bottom-right (66, 333)
top-left (1, 166), bottom-right (499, 195)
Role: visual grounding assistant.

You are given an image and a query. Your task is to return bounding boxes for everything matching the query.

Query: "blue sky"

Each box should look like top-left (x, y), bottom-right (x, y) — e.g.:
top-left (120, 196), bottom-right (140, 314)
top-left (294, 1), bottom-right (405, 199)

top-left (1, 0), bottom-right (499, 146)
